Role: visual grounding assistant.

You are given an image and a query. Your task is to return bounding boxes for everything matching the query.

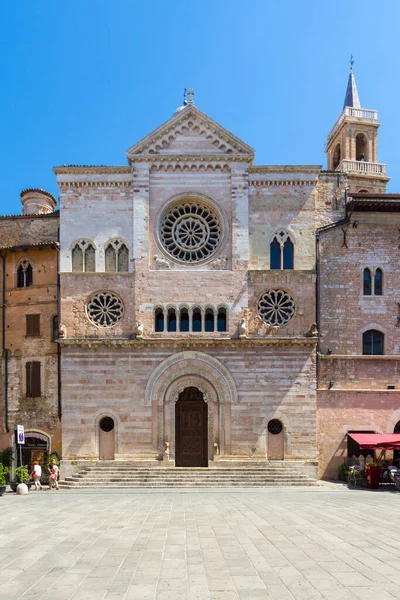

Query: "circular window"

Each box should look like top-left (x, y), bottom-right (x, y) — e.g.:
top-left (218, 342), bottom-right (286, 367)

top-left (258, 290), bottom-right (295, 326)
top-left (268, 419), bottom-right (283, 435)
top-left (159, 201), bottom-right (222, 264)
top-left (99, 417), bottom-right (114, 432)
top-left (87, 292), bottom-right (123, 327)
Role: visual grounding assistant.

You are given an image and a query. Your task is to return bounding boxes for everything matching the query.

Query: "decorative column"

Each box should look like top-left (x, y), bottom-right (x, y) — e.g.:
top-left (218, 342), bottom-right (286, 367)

top-left (231, 163), bottom-right (250, 270)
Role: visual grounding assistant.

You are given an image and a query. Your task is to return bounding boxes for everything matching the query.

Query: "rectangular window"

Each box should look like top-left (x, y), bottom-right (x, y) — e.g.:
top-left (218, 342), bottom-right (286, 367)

top-left (26, 314), bottom-right (40, 337)
top-left (26, 361), bottom-right (41, 397)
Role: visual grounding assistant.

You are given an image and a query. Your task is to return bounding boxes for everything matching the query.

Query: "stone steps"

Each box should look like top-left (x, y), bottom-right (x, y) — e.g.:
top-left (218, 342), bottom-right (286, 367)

top-left (60, 464), bottom-right (317, 488)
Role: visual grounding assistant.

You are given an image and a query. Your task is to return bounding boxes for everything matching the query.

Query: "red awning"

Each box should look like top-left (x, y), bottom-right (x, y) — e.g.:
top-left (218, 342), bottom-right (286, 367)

top-left (348, 433), bottom-right (400, 450)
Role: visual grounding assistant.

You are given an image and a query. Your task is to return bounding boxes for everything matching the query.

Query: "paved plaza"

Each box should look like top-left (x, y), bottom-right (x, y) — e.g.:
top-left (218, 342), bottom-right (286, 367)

top-left (0, 486), bottom-right (400, 600)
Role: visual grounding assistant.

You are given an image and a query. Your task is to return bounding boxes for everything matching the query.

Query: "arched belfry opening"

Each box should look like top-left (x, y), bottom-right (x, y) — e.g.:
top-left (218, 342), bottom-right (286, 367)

top-left (333, 143), bottom-right (341, 170)
top-left (356, 133), bottom-right (367, 161)
top-left (175, 387), bottom-right (208, 467)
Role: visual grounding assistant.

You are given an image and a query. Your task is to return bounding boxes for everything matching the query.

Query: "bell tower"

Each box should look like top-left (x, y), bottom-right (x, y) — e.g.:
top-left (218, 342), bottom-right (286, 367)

top-left (326, 61), bottom-right (389, 192)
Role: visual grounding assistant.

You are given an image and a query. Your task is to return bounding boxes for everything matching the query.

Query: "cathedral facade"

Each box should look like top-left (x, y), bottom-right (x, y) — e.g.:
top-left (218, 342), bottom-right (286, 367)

top-left (1, 72), bottom-right (399, 480)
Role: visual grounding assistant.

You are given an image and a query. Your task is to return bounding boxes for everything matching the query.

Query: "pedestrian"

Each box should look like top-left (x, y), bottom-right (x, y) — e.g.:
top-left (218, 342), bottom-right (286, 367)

top-left (48, 459), bottom-right (59, 490)
top-left (31, 461), bottom-right (42, 490)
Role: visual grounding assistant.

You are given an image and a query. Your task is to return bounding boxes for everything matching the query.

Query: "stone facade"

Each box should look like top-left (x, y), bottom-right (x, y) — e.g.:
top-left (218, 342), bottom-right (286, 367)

top-left (1, 72), bottom-right (399, 481)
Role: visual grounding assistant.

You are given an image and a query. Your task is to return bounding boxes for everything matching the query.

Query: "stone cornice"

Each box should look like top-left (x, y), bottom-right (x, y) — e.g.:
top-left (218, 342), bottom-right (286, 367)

top-left (58, 336), bottom-right (317, 348)
top-left (249, 165), bottom-right (322, 174)
top-left (58, 181), bottom-right (133, 188)
top-left (53, 166), bottom-right (132, 175)
top-left (319, 354), bottom-right (400, 360)
top-left (134, 154), bottom-right (254, 164)
top-left (250, 179), bottom-right (317, 187)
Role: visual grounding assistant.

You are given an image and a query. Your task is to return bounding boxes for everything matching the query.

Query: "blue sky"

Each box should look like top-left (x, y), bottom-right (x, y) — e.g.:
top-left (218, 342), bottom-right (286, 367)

top-left (0, 1), bottom-right (398, 215)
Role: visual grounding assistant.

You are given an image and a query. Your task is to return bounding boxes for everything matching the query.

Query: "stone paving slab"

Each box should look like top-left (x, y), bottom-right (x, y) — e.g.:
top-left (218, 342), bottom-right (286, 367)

top-left (0, 485), bottom-right (399, 599)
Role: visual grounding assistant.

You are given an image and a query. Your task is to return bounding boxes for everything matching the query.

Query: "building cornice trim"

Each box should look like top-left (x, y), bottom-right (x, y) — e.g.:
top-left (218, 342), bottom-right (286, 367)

top-left (53, 166), bottom-right (132, 175)
top-left (250, 179), bottom-right (318, 187)
top-left (58, 336), bottom-right (317, 348)
top-left (249, 165), bottom-right (321, 174)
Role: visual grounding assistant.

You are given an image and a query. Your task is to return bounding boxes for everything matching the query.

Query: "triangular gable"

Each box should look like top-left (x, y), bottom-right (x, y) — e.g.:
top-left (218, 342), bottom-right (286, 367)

top-left (126, 105), bottom-right (254, 161)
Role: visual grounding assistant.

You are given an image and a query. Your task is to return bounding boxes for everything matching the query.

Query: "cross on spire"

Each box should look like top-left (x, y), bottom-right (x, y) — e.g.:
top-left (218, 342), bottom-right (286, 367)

top-left (350, 54), bottom-right (355, 71)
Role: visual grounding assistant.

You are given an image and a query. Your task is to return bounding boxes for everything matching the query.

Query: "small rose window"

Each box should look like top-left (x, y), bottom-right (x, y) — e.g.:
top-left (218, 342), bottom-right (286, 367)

top-left (87, 292), bottom-right (123, 327)
top-left (258, 289), bottom-right (295, 326)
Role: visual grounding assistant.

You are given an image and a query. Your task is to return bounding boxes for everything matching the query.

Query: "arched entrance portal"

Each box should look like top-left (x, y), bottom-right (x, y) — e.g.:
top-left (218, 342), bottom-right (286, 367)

top-left (175, 387), bottom-right (208, 467)
top-left (99, 417), bottom-right (115, 460)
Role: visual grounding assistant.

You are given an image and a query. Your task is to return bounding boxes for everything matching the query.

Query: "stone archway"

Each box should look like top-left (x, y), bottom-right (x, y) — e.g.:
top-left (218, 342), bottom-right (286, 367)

top-left (144, 351), bottom-right (238, 462)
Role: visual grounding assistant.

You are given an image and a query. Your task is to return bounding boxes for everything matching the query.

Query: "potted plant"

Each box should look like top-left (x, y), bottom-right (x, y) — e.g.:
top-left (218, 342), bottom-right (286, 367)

top-left (338, 464), bottom-right (351, 482)
top-left (366, 461), bottom-right (382, 489)
top-left (0, 463), bottom-right (9, 496)
top-left (0, 447), bottom-right (13, 472)
top-left (10, 466), bottom-right (31, 492)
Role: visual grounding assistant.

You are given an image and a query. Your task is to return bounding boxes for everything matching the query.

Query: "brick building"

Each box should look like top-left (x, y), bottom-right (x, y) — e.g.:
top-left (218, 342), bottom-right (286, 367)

top-left (1, 71), bottom-right (399, 481)
top-left (0, 190), bottom-right (60, 473)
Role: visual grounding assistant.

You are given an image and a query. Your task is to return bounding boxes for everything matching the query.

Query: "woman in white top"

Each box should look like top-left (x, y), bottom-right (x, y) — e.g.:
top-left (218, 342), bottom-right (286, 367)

top-left (32, 461), bottom-right (42, 490)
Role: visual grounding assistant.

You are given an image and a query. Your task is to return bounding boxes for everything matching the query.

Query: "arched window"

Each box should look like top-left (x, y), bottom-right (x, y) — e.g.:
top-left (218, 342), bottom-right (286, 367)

top-left (155, 308), bottom-right (164, 332)
top-left (180, 308), bottom-right (189, 332)
top-left (167, 308), bottom-right (177, 332)
top-left (205, 308), bottom-right (214, 332)
top-left (192, 307), bottom-right (202, 332)
top-left (333, 143), bottom-right (341, 170)
top-left (17, 259), bottom-right (33, 288)
top-left (363, 329), bottom-right (384, 355)
top-left (72, 240), bottom-right (96, 272)
top-left (217, 307), bottom-right (227, 332)
top-left (363, 268), bottom-right (372, 295)
top-left (374, 268), bottom-right (383, 296)
top-left (270, 230), bottom-right (294, 270)
top-left (105, 240), bottom-right (129, 272)
top-left (356, 133), bottom-right (367, 162)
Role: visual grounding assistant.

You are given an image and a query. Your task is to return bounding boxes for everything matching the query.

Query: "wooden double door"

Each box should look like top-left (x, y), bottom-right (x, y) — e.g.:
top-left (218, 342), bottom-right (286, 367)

top-left (175, 387), bottom-right (208, 467)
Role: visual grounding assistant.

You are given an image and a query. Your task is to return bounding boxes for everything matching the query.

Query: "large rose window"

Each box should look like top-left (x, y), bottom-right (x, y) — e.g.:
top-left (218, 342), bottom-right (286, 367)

top-left (87, 292), bottom-right (124, 327)
top-left (159, 201), bottom-right (222, 264)
top-left (258, 290), bottom-right (295, 326)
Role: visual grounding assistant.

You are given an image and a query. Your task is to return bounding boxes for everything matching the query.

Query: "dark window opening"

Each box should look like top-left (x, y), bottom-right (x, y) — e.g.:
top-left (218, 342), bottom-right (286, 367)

top-left (217, 308), bottom-right (227, 332)
top-left (180, 309), bottom-right (189, 332)
top-left (26, 361), bottom-right (41, 398)
top-left (374, 268), bottom-right (383, 295)
top-left (205, 309), bottom-right (214, 332)
top-left (52, 315), bottom-right (58, 341)
top-left (363, 268), bottom-right (372, 295)
top-left (155, 308), bottom-right (164, 332)
top-left (17, 262), bottom-right (33, 288)
top-left (356, 133), bottom-right (367, 162)
top-left (193, 308), bottom-right (202, 332)
top-left (363, 329), bottom-right (384, 355)
top-left (333, 143), bottom-right (341, 170)
top-left (99, 417), bottom-right (114, 432)
top-left (270, 239), bottom-right (280, 270)
top-left (283, 239), bottom-right (294, 269)
top-left (268, 419), bottom-right (283, 435)
top-left (167, 309), bottom-right (177, 332)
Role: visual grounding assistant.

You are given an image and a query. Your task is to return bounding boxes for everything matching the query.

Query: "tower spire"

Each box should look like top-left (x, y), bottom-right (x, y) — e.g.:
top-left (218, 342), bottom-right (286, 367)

top-left (343, 55), bottom-right (360, 109)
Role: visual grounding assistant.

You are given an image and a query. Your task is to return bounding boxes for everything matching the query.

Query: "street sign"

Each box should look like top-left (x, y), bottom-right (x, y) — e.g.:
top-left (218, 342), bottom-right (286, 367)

top-left (17, 425), bottom-right (24, 445)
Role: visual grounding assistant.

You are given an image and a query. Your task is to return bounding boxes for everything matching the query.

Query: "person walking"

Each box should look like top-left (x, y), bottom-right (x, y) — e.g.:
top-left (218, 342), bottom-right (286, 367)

top-left (48, 459), bottom-right (59, 490)
top-left (31, 461), bottom-right (42, 490)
